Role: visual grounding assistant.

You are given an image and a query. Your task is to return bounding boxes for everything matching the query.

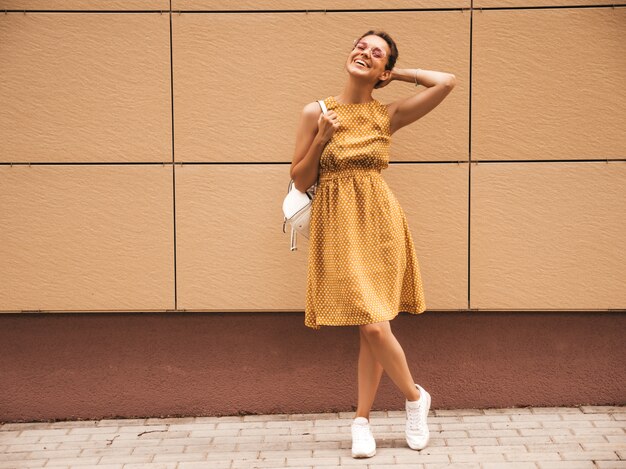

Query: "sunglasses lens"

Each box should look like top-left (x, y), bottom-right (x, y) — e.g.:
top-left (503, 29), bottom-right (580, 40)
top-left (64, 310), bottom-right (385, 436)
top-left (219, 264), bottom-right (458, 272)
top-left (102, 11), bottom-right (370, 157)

top-left (354, 41), bottom-right (386, 59)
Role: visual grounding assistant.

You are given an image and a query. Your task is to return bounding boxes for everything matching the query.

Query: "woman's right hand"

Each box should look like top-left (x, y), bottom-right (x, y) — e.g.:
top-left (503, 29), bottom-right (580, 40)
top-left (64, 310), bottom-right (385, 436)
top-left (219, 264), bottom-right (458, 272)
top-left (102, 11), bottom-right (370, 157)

top-left (317, 110), bottom-right (340, 144)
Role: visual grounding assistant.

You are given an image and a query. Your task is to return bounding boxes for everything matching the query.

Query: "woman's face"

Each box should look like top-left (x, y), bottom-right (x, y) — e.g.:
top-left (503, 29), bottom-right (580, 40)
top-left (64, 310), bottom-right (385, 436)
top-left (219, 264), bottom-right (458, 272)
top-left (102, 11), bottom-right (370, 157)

top-left (345, 34), bottom-right (391, 83)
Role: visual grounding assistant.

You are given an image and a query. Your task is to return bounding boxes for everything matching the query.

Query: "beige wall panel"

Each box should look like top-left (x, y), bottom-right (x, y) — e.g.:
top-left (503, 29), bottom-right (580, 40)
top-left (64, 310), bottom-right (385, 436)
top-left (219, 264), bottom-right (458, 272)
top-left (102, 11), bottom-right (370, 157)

top-left (385, 163), bottom-right (468, 311)
top-left (476, 0), bottom-right (609, 7)
top-left (175, 0), bottom-right (468, 9)
top-left (0, 13), bottom-right (171, 163)
top-left (176, 163), bottom-right (468, 311)
top-left (471, 162), bottom-right (626, 310)
top-left (173, 10), bottom-right (467, 163)
top-left (0, 165), bottom-right (175, 312)
top-left (472, 7), bottom-right (626, 160)
top-left (175, 164), bottom-right (308, 311)
top-left (0, 1), bottom-right (169, 10)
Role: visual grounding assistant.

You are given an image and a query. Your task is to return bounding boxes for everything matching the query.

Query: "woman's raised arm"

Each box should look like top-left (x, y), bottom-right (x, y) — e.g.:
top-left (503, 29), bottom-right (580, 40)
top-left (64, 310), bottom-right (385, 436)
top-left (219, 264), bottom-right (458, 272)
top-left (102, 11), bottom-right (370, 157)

top-left (290, 102), bottom-right (339, 192)
top-left (385, 69), bottom-right (456, 135)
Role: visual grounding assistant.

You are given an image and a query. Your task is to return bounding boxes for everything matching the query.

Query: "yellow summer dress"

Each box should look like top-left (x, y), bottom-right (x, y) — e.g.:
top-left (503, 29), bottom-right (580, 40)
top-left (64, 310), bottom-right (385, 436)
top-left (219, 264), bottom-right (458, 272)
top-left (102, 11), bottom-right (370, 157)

top-left (304, 95), bottom-right (427, 330)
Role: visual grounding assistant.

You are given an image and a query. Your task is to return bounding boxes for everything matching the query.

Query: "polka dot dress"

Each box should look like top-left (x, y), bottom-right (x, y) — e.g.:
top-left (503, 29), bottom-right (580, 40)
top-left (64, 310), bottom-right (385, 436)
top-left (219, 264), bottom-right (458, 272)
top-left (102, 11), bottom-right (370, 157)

top-left (304, 95), bottom-right (427, 330)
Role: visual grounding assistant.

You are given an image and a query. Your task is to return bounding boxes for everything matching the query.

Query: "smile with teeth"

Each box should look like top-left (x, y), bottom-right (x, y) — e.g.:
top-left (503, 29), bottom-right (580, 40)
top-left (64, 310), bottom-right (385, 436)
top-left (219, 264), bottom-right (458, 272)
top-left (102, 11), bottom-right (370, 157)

top-left (354, 59), bottom-right (369, 68)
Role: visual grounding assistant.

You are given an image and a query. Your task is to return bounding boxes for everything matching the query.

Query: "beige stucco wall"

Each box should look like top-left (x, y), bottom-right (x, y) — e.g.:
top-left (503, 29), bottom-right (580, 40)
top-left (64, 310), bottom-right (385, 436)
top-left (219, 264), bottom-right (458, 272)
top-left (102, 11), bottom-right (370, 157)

top-left (1, 2), bottom-right (625, 313)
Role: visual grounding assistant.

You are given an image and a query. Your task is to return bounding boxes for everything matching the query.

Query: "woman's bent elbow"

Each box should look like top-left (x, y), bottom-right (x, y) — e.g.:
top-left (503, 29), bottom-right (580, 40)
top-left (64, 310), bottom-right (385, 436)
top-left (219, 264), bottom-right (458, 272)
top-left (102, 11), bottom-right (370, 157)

top-left (293, 175), bottom-right (315, 192)
top-left (293, 178), bottom-right (307, 192)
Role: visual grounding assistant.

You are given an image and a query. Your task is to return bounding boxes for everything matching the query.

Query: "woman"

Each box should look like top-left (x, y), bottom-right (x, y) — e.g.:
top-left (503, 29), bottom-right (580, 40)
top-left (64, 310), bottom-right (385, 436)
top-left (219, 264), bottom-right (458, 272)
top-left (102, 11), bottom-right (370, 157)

top-left (289, 30), bottom-right (456, 458)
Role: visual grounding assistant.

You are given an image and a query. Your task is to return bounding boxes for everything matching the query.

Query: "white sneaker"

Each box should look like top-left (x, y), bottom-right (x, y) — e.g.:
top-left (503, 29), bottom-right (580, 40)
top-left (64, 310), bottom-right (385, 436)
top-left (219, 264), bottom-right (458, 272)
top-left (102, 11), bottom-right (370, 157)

top-left (405, 383), bottom-right (431, 450)
top-left (351, 416), bottom-right (376, 458)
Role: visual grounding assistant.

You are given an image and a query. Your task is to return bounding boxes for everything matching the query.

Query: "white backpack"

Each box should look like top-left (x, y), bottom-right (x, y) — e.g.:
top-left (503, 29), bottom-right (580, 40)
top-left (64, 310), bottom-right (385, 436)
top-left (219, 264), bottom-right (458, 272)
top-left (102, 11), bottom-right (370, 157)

top-left (282, 99), bottom-right (328, 251)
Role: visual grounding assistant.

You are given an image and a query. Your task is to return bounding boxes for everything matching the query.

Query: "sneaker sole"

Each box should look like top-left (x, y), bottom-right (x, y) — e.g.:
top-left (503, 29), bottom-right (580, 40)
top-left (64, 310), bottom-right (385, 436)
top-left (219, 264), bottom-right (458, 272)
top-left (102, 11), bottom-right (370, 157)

top-left (407, 390), bottom-right (431, 450)
top-left (352, 449), bottom-right (376, 458)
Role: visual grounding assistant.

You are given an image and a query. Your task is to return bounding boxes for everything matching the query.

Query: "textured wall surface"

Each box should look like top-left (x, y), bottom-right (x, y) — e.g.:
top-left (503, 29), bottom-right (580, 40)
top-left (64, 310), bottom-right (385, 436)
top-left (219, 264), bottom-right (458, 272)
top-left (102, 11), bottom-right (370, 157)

top-left (0, 311), bottom-right (624, 422)
top-left (0, 2), bottom-right (624, 418)
top-left (1, 4), bottom-right (624, 313)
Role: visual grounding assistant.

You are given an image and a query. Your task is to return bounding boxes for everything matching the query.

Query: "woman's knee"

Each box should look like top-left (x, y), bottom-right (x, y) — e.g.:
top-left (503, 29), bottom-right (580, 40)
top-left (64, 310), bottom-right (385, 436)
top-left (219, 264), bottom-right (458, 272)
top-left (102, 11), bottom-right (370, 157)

top-left (359, 321), bottom-right (389, 342)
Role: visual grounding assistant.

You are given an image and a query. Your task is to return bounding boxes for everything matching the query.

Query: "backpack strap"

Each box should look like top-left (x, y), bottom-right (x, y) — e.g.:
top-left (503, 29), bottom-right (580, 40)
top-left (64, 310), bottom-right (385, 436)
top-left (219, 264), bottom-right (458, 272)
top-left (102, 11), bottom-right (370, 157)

top-left (286, 99), bottom-right (327, 252)
top-left (318, 99), bottom-right (328, 114)
top-left (290, 227), bottom-right (297, 251)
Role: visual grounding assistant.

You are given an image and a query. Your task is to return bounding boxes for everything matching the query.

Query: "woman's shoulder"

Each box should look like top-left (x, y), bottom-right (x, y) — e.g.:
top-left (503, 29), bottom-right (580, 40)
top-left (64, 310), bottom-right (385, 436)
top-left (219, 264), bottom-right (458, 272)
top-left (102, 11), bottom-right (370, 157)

top-left (298, 97), bottom-right (337, 118)
top-left (300, 99), bottom-right (327, 118)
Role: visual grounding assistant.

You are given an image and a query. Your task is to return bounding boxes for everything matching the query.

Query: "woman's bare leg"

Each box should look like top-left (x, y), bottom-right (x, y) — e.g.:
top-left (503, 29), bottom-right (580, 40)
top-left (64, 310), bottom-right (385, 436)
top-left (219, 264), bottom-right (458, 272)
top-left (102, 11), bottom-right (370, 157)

top-left (355, 328), bottom-right (384, 420)
top-left (359, 321), bottom-right (421, 401)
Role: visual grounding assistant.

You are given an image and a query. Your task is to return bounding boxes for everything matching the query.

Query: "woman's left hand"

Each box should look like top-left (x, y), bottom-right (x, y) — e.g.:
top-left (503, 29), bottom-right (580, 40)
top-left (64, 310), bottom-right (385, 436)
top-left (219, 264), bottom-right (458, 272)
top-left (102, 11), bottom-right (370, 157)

top-left (374, 69), bottom-right (395, 89)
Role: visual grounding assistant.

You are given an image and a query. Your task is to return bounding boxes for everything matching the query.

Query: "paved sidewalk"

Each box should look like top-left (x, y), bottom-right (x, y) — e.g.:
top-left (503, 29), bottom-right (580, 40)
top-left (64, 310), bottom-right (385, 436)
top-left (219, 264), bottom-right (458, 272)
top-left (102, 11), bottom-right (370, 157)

top-left (1, 406), bottom-right (625, 468)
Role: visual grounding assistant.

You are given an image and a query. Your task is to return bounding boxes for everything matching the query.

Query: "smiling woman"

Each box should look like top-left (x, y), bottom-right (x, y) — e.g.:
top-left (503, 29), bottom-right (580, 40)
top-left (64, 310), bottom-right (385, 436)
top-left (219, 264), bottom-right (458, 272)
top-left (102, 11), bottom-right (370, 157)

top-left (350, 30), bottom-right (399, 89)
top-left (288, 28), bottom-right (455, 460)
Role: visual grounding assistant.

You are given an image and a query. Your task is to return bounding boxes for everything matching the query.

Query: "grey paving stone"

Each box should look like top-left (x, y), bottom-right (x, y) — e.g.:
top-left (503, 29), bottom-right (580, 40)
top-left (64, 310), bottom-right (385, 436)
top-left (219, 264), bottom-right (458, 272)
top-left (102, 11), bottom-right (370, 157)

top-left (231, 458), bottom-right (287, 467)
top-left (571, 427), bottom-right (626, 435)
top-left (195, 416), bottom-right (242, 423)
top-left (366, 465), bottom-right (425, 469)
top-left (532, 407), bottom-right (582, 414)
top-left (130, 444), bottom-right (185, 455)
top-left (504, 452), bottom-right (561, 461)
top-left (439, 422), bottom-right (490, 430)
top-left (461, 415), bottom-right (512, 422)
top-left (445, 437), bottom-right (499, 446)
top-left (286, 457), bottom-right (340, 466)
top-left (499, 436), bottom-right (553, 445)
top-left (472, 444), bottom-right (527, 453)
top-left (581, 406), bottom-right (626, 414)
top-left (592, 420), bottom-right (626, 428)
top-left (259, 449), bottom-right (313, 459)
top-left (395, 452), bottom-right (450, 463)
top-left (179, 462), bottom-right (231, 469)
top-left (511, 415), bottom-right (563, 422)
top-left (19, 429), bottom-right (69, 437)
top-left (420, 445), bottom-right (473, 454)
top-left (483, 464), bottom-right (537, 469)
top-left (519, 428), bottom-right (573, 436)
top-left (424, 463), bottom-right (481, 468)
top-left (5, 442), bottom-right (61, 452)
top-left (290, 441), bottom-right (340, 450)
top-left (560, 450), bottom-right (619, 460)
top-left (38, 456), bottom-right (100, 466)
top-left (144, 417), bottom-right (197, 425)
top-left (483, 407), bottom-right (534, 415)
top-left (0, 460), bottom-right (48, 468)
top-left (538, 462), bottom-right (596, 469)
top-left (526, 443), bottom-right (582, 452)
top-left (467, 429), bottom-right (519, 437)
top-left (237, 441), bottom-right (289, 451)
top-left (152, 452), bottom-right (208, 462)
top-left (338, 452), bottom-right (395, 464)
top-left (292, 413), bottom-right (340, 420)
top-left (243, 413), bottom-right (291, 421)
top-left (449, 452), bottom-right (506, 462)
top-left (98, 454), bottom-right (153, 465)
top-left (97, 418), bottom-right (146, 426)
top-left (1, 423), bottom-right (68, 431)
top-left (492, 421), bottom-right (542, 430)
top-left (594, 463), bottom-right (626, 469)
top-left (122, 463), bottom-right (177, 469)
top-left (0, 406), bottom-right (623, 467)
top-left (433, 408), bottom-right (484, 416)
top-left (76, 464), bottom-right (123, 469)
top-left (0, 436), bottom-right (40, 445)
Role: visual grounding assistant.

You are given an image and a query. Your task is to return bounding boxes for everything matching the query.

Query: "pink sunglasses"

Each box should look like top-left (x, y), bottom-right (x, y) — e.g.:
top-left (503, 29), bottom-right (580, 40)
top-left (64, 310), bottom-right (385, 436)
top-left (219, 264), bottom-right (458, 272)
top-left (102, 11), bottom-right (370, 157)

top-left (352, 39), bottom-right (387, 60)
